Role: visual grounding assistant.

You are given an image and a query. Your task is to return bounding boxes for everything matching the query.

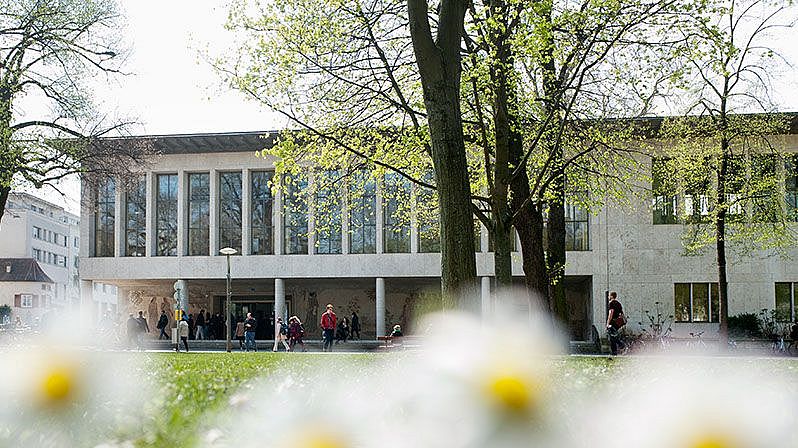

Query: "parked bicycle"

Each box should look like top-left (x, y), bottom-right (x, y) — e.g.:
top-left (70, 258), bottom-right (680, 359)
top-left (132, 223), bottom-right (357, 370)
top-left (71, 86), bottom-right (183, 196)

top-left (686, 331), bottom-right (708, 350)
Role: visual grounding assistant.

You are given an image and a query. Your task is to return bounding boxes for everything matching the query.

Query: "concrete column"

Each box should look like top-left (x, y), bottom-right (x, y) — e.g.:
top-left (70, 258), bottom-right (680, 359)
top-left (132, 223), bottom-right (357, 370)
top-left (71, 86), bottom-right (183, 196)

top-left (209, 170), bottom-right (219, 256)
top-left (145, 172), bottom-right (155, 257)
top-left (481, 276), bottom-right (491, 317)
top-left (275, 278), bottom-right (285, 324)
top-left (177, 170), bottom-right (186, 256)
top-left (375, 277), bottom-right (385, 338)
top-left (273, 178), bottom-right (283, 255)
top-left (80, 279), bottom-right (94, 327)
top-left (375, 179), bottom-right (384, 254)
top-left (175, 279), bottom-right (189, 313)
top-left (241, 169), bottom-right (252, 256)
top-left (113, 178), bottom-right (124, 257)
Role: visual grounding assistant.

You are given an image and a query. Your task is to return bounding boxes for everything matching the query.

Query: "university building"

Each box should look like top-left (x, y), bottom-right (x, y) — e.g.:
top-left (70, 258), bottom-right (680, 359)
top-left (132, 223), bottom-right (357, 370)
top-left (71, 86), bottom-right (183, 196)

top-left (78, 127), bottom-right (798, 340)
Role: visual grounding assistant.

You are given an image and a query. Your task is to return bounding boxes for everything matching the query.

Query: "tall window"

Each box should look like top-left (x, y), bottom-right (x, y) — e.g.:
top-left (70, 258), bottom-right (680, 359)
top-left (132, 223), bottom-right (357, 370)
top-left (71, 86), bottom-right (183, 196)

top-left (125, 176), bottom-right (146, 257)
top-left (283, 174), bottom-right (308, 254)
top-left (652, 158), bottom-right (678, 224)
top-left (775, 282), bottom-right (796, 322)
top-left (787, 155), bottom-right (798, 222)
top-left (417, 173), bottom-right (440, 253)
top-left (251, 171), bottom-right (274, 255)
top-left (219, 172), bottom-right (242, 253)
top-left (188, 173), bottom-right (210, 255)
top-left (349, 171), bottom-right (376, 254)
top-left (674, 283), bottom-right (719, 323)
top-left (156, 174), bottom-right (178, 256)
top-left (565, 200), bottom-right (589, 251)
top-left (383, 172), bottom-right (411, 253)
top-left (316, 171), bottom-right (342, 254)
top-left (94, 178), bottom-right (115, 257)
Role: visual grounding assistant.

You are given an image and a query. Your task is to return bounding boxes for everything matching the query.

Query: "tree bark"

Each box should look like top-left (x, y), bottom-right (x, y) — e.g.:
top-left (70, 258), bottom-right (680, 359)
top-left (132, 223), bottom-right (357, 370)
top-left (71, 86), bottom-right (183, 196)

top-left (717, 134), bottom-right (730, 348)
top-left (0, 184), bottom-right (9, 222)
top-left (408, 0), bottom-right (478, 310)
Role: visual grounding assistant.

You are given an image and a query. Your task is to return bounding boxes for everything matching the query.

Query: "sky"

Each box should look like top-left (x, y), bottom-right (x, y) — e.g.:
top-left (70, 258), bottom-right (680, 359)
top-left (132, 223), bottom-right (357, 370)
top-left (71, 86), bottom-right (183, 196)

top-left (17, 1), bottom-right (798, 214)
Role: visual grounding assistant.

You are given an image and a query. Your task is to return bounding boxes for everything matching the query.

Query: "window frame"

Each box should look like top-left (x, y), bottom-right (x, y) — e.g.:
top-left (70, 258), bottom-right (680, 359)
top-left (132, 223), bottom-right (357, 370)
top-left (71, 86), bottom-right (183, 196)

top-left (674, 282), bottom-right (719, 323)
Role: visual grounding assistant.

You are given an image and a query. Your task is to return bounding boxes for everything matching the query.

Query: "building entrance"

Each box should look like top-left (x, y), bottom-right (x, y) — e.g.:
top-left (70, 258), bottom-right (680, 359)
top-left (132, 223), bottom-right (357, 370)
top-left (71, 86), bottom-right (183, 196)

top-left (215, 295), bottom-right (291, 340)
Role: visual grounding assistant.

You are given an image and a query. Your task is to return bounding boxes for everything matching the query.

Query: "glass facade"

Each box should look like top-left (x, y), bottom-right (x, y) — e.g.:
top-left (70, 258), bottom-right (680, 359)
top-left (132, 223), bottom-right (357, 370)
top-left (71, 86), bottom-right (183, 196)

top-left (94, 178), bottom-right (115, 257)
top-left (188, 173), bottom-right (210, 255)
top-left (383, 172), bottom-right (411, 253)
top-left (219, 172), bottom-right (242, 253)
top-left (283, 174), bottom-right (308, 254)
top-left (156, 174), bottom-right (178, 256)
top-left (349, 171), bottom-right (376, 254)
top-left (251, 171), bottom-right (274, 255)
top-left (125, 176), bottom-right (146, 257)
top-left (315, 171), bottom-right (342, 254)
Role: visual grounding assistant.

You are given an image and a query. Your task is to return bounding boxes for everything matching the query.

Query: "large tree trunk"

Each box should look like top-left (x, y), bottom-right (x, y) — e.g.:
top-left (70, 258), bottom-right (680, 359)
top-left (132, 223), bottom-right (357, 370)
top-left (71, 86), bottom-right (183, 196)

top-left (540, 1), bottom-right (568, 323)
top-left (408, 0), bottom-right (478, 310)
top-left (0, 184), bottom-right (9, 222)
top-left (489, 2), bottom-right (513, 289)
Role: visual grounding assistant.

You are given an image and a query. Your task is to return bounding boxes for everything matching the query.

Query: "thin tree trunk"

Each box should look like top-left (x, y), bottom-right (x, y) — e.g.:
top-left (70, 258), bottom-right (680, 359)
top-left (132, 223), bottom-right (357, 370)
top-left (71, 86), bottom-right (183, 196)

top-left (0, 184), bottom-right (9, 222)
top-left (408, 0), bottom-right (478, 310)
top-left (717, 138), bottom-right (730, 348)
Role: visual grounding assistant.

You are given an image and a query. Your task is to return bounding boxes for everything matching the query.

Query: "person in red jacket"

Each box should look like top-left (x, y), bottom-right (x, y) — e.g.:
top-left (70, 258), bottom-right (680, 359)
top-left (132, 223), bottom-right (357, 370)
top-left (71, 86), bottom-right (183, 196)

top-left (320, 303), bottom-right (337, 352)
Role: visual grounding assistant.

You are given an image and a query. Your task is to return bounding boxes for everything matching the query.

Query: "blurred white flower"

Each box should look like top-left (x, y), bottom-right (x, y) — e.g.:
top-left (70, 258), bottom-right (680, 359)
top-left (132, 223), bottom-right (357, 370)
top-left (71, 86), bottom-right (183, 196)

top-left (205, 357), bottom-right (396, 448)
top-left (0, 317), bottom-right (150, 447)
top-left (382, 309), bottom-right (567, 447)
top-left (568, 358), bottom-right (798, 448)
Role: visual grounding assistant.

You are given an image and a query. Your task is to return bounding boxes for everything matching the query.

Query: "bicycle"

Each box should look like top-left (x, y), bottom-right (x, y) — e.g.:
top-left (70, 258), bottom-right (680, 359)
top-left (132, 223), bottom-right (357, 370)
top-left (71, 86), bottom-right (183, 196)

top-left (686, 331), bottom-right (707, 350)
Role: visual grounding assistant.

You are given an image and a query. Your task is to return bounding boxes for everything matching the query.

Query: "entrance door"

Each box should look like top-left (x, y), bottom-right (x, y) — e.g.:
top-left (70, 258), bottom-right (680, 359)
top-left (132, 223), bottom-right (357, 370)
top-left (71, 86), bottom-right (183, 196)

top-left (216, 296), bottom-right (291, 339)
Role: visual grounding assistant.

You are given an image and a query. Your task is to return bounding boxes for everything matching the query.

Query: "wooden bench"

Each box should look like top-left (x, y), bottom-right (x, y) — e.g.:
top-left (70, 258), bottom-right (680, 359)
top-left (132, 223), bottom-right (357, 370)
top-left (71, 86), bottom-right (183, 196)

top-left (377, 335), bottom-right (395, 349)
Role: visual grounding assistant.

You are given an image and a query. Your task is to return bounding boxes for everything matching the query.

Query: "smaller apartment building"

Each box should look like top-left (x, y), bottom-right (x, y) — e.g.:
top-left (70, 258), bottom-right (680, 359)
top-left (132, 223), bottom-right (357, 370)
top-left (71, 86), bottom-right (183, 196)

top-left (78, 125), bottom-right (798, 340)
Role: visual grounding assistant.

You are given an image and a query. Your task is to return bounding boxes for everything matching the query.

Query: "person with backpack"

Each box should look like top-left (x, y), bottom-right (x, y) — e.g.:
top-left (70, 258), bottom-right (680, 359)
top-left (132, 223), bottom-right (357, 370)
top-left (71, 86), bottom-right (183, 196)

top-left (288, 316), bottom-right (306, 352)
top-left (235, 317), bottom-right (246, 351)
top-left (606, 291), bottom-right (627, 356)
top-left (156, 310), bottom-right (169, 340)
top-left (272, 317), bottom-right (290, 352)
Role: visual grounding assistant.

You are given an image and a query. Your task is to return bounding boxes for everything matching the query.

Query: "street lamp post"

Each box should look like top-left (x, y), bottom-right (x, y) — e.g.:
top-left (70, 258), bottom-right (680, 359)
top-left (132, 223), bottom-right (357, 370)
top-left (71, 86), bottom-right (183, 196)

top-left (220, 247), bottom-right (237, 352)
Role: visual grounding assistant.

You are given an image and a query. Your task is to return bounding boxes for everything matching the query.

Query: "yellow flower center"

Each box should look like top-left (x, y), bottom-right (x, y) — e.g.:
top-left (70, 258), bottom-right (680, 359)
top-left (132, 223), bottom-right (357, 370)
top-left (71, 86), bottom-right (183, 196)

top-left (485, 373), bottom-right (539, 415)
top-left (296, 430), bottom-right (348, 448)
top-left (39, 365), bottom-right (77, 406)
top-left (690, 435), bottom-right (736, 448)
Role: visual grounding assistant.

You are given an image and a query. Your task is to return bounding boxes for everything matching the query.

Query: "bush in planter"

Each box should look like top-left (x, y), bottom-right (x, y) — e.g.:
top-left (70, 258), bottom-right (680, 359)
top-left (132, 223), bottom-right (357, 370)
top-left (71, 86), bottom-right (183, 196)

top-left (0, 304), bottom-right (10, 324)
top-left (727, 313), bottom-right (760, 338)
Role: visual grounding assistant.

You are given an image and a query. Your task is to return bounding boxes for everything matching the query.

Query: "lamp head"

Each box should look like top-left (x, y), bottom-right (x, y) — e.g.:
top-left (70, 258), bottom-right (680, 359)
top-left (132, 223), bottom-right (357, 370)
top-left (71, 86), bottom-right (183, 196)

top-left (219, 247), bottom-right (237, 256)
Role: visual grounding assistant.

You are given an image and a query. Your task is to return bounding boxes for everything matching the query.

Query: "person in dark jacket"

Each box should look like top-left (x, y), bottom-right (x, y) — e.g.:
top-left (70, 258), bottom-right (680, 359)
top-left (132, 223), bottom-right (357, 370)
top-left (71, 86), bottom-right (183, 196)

top-left (244, 312), bottom-right (258, 352)
top-left (156, 311), bottom-right (169, 340)
top-left (350, 312), bottom-right (361, 340)
top-left (195, 310), bottom-right (206, 340)
top-left (606, 291), bottom-right (627, 356)
top-left (287, 316), bottom-right (306, 352)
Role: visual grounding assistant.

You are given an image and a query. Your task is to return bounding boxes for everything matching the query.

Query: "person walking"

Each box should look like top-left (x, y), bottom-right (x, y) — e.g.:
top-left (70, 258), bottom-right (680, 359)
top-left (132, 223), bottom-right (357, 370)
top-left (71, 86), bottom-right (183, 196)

top-left (196, 310), bottom-right (206, 340)
top-left (335, 317), bottom-right (349, 344)
top-left (135, 310), bottom-right (150, 351)
top-left (320, 304), bottom-right (337, 352)
top-left (235, 317), bottom-right (245, 351)
top-left (244, 312), bottom-right (258, 352)
top-left (156, 310), bottom-right (169, 340)
top-left (606, 291), bottom-right (627, 356)
top-left (272, 317), bottom-right (290, 352)
top-left (350, 312), bottom-right (361, 340)
top-left (288, 316), bottom-right (306, 352)
top-left (125, 313), bottom-right (138, 349)
top-left (176, 316), bottom-right (190, 352)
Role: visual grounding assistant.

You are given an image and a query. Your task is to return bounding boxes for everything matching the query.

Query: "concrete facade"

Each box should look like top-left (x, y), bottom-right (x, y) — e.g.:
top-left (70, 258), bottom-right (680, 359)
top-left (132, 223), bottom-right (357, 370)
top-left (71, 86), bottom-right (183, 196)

top-left (78, 131), bottom-right (798, 340)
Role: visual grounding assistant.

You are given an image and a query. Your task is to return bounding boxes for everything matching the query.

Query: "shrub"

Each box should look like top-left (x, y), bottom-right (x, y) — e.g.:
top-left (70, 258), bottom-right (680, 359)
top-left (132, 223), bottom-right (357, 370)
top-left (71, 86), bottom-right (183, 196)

top-left (727, 313), bottom-right (760, 338)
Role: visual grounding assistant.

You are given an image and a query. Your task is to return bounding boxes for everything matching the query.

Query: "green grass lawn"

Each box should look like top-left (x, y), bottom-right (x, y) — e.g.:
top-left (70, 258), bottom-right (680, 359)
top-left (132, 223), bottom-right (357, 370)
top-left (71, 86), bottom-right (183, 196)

top-left (130, 353), bottom-right (798, 447)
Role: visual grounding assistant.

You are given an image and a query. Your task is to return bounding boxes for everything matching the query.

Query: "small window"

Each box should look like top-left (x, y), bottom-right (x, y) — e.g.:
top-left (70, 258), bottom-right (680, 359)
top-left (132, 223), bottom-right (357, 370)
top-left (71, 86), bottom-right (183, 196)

top-left (21, 295), bottom-right (33, 308)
